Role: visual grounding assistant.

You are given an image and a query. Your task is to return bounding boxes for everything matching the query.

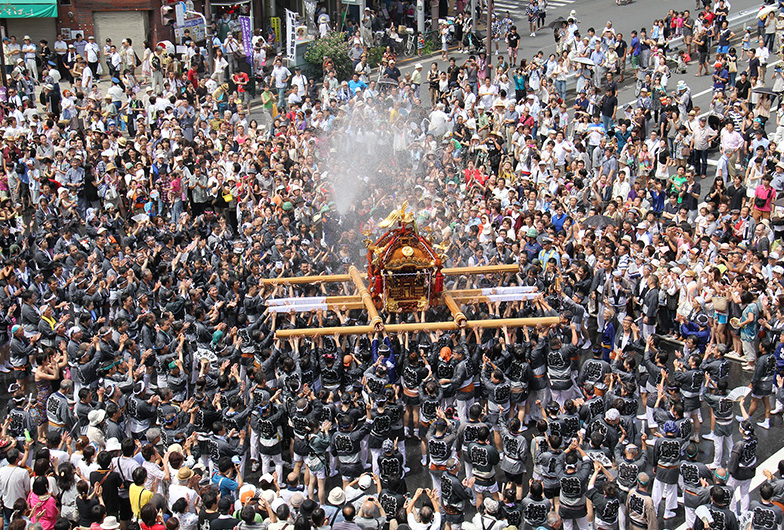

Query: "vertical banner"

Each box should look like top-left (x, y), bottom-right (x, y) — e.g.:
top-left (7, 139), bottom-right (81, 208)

top-left (239, 16), bottom-right (253, 65)
top-left (270, 17), bottom-right (281, 46)
top-left (285, 9), bottom-right (298, 61)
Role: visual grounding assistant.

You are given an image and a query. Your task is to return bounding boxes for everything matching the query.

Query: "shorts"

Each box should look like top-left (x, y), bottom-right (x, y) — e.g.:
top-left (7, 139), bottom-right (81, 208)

top-left (293, 452), bottom-right (306, 463)
top-left (742, 340), bottom-right (758, 362)
top-left (402, 393), bottom-right (421, 406)
top-left (751, 385), bottom-right (772, 399)
top-left (13, 366), bottom-right (30, 380)
top-left (309, 467), bottom-right (326, 480)
top-left (631, 55), bottom-right (640, 68)
top-left (475, 482), bottom-right (499, 494)
top-left (419, 421), bottom-right (433, 439)
top-left (699, 51), bottom-right (708, 64)
top-left (505, 471), bottom-right (525, 485)
top-left (543, 485), bottom-right (561, 499)
top-left (715, 313), bottom-right (728, 324)
top-left (718, 45), bottom-right (729, 54)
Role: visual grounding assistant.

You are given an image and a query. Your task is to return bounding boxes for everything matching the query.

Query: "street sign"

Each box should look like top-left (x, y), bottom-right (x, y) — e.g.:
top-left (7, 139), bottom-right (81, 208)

top-left (175, 1), bottom-right (186, 28)
top-left (174, 14), bottom-right (206, 42)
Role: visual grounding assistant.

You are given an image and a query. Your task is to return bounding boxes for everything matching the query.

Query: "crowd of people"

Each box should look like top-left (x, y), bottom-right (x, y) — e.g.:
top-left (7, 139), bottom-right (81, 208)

top-left (3, 2), bottom-right (784, 530)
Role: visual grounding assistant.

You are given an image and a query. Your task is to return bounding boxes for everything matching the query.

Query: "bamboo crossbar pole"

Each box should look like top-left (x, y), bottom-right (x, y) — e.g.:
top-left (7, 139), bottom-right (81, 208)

top-left (266, 295), bottom-right (361, 306)
top-left (261, 264), bottom-right (520, 286)
top-left (441, 293), bottom-right (467, 328)
top-left (261, 274), bottom-right (352, 285)
top-left (274, 315), bottom-right (562, 338)
top-left (441, 264), bottom-right (520, 275)
top-left (348, 266), bottom-right (384, 332)
top-left (276, 325), bottom-right (374, 337)
top-left (384, 316), bottom-right (561, 332)
top-left (446, 286), bottom-right (537, 297)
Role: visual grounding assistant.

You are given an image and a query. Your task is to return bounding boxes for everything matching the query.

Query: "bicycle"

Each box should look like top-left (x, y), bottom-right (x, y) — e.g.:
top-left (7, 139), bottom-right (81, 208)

top-left (403, 28), bottom-right (416, 56)
top-left (634, 67), bottom-right (653, 97)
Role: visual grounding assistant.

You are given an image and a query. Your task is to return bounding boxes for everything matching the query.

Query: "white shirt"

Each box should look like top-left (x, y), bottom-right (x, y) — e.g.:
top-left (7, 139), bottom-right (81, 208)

top-left (85, 42), bottom-right (100, 62)
top-left (291, 73), bottom-right (307, 94)
top-left (168, 483), bottom-right (200, 508)
top-left (272, 65), bottom-right (291, 88)
top-left (408, 513), bottom-right (443, 530)
top-left (22, 43), bottom-right (36, 59)
top-left (756, 45), bottom-right (770, 64)
top-left (0, 465), bottom-right (30, 508)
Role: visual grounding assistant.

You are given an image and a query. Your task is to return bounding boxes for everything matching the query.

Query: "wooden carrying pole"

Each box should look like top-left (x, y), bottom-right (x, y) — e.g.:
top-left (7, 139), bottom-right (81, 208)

top-left (441, 293), bottom-right (467, 328)
top-left (274, 316), bottom-right (561, 338)
top-left (261, 264), bottom-right (521, 286)
top-left (348, 265), bottom-right (384, 332)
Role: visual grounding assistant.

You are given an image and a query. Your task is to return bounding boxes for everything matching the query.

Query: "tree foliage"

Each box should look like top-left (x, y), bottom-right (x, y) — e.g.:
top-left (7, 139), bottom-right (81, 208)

top-left (303, 31), bottom-right (352, 80)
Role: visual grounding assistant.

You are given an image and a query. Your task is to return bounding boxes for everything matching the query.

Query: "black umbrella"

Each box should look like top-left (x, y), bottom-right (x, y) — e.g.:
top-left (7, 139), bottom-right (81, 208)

top-left (547, 16), bottom-right (567, 28)
top-left (752, 86), bottom-right (780, 97)
top-left (583, 215), bottom-right (617, 228)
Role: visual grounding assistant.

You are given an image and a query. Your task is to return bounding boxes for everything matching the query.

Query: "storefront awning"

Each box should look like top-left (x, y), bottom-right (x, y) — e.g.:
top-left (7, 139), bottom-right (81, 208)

top-left (0, 0), bottom-right (57, 18)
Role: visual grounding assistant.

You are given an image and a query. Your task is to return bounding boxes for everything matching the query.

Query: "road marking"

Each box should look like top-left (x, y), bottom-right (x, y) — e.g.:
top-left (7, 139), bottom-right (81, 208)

top-left (672, 443), bottom-right (784, 530)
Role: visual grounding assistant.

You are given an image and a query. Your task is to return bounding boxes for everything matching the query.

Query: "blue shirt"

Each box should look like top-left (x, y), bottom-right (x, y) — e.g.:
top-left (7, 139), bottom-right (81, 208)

top-left (650, 189), bottom-right (666, 213)
top-left (211, 472), bottom-right (239, 500)
top-left (524, 241), bottom-right (542, 262)
top-left (348, 79), bottom-right (367, 94)
top-left (630, 36), bottom-right (641, 56)
top-left (538, 248), bottom-right (560, 266)
top-left (552, 212), bottom-right (570, 233)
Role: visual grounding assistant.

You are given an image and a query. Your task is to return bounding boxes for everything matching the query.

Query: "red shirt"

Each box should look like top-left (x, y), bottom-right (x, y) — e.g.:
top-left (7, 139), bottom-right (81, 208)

top-left (233, 72), bottom-right (249, 92)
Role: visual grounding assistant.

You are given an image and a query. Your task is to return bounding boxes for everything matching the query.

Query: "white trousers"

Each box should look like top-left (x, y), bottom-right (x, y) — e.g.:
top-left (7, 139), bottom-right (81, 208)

top-left (651, 478), bottom-right (678, 517)
top-left (261, 452), bottom-right (283, 481)
top-left (728, 477), bottom-right (751, 513)
top-left (711, 434), bottom-right (734, 468)
top-left (563, 517), bottom-right (589, 530)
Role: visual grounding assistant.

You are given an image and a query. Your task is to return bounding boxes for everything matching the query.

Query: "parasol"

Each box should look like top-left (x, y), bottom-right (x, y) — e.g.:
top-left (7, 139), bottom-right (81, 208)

top-left (547, 16), bottom-right (567, 28)
top-left (727, 386), bottom-right (751, 401)
top-left (758, 5), bottom-right (777, 19)
top-left (572, 56), bottom-right (596, 66)
top-left (752, 86), bottom-right (780, 97)
top-left (583, 215), bottom-right (616, 228)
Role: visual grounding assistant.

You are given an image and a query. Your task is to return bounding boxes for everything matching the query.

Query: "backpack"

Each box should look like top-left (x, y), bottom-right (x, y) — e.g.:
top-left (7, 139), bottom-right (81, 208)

top-left (685, 95), bottom-right (693, 113)
top-left (151, 55), bottom-right (161, 72)
top-left (194, 53), bottom-right (205, 73)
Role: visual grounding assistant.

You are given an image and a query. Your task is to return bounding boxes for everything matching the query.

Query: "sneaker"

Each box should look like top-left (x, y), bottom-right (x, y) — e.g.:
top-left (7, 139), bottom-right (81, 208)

top-left (0, 365), bottom-right (9, 373)
top-left (757, 419), bottom-right (770, 429)
top-left (771, 403), bottom-right (784, 415)
top-left (251, 461), bottom-right (260, 473)
top-left (403, 466), bottom-right (411, 473)
top-left (703, 432), bottom-right (716, 441)
top-left (519, 424), bottom-right (529, 432)
top-left (421, 455), bottom-right (428, 465)
top-left (736, 415), bottom-right (747, 422)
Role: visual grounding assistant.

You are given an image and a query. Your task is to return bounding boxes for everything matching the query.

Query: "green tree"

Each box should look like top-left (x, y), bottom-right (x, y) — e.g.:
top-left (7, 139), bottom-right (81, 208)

top-left (303, 31), bottom-right (352, 80)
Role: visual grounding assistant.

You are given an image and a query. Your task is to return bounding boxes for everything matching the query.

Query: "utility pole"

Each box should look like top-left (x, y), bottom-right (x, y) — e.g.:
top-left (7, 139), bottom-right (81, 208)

top-left (485, 0), bottom-right (492, 55)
